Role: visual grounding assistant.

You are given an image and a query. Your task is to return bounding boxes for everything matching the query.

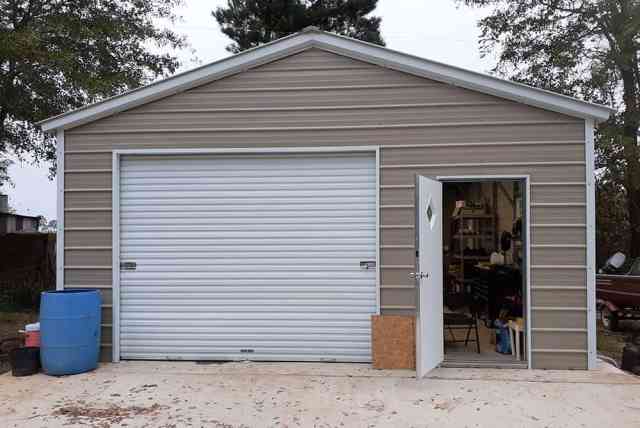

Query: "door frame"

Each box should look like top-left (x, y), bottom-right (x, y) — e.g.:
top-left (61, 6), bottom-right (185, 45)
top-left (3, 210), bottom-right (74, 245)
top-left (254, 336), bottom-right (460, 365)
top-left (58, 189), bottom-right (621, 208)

top-left (111, 145), bottom-right (380, 363)
top-left (434, 174), bottom-right (532, 369)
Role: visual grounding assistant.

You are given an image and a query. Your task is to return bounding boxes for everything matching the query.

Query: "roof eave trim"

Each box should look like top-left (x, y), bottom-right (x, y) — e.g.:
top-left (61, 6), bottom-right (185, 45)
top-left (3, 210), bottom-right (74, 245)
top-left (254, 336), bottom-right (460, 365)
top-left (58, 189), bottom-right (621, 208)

top-left (40, 29), bottom-right (613, 132)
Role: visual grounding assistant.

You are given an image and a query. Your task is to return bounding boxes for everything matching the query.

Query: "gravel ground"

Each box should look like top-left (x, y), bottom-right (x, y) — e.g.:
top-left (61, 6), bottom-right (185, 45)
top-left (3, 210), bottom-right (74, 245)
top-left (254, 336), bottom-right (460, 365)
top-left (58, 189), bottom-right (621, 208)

top-left (1, 361), bottom-right (639, 428)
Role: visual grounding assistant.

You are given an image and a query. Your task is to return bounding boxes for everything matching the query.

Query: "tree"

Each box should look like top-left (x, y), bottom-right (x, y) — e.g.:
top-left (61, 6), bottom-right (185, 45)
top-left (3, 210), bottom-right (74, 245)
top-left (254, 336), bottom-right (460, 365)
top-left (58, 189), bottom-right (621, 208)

top-left (0, 0), bottom-right (187, 183)
top-left (213, 0), bottom-right (384, 53)
top-left (37, 215), bottom-right (47, 232)
top-left (596, 175), bottom-right (630, 265)
top-left (457, 0), bottom-right (639, 257)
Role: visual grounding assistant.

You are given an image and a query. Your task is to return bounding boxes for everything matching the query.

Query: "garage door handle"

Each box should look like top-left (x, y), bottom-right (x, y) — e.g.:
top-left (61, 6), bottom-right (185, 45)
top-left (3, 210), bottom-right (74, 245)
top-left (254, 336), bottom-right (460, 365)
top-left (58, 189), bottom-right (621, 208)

top-left (120, 261), bottom-right (137, 271)
top-left (360, 261), bottom-right (376, 269)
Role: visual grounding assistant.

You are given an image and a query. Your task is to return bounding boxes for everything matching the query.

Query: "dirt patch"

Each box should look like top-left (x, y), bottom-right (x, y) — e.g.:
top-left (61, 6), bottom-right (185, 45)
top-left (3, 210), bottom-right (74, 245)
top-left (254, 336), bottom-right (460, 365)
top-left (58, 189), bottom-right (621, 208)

top-left (52, 401), bottom-right (167, 427)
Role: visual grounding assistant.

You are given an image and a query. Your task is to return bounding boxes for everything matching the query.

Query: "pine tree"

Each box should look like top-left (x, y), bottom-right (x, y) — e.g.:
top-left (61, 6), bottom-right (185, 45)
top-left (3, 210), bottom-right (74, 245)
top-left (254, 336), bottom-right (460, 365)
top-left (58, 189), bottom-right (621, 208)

top-left (213, 0), bottom-right (384, 53)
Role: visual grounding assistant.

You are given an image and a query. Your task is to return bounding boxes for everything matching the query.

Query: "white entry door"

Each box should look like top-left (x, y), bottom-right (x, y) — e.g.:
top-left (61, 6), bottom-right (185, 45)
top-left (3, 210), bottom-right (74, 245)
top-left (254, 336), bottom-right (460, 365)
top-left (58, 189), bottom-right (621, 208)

top-left (415, 175), bottom-right (444, 377)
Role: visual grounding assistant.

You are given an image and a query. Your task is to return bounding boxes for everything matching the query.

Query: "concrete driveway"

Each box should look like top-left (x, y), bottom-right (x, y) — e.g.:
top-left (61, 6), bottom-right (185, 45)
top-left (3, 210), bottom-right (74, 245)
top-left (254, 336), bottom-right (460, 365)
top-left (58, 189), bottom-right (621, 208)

top-left (1, 361), bottom-right (639, 428)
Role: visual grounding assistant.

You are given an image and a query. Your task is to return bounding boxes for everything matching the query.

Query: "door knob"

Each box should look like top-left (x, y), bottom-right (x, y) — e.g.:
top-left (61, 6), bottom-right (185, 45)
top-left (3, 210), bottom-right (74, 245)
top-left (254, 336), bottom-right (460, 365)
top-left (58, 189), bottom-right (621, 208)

top-left (409, 272), bottom-right (429, 279)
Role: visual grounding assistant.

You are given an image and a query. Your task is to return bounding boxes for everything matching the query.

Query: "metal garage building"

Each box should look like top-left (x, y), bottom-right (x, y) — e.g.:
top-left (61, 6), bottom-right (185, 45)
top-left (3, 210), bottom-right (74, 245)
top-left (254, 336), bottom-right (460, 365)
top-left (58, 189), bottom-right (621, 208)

top-left (40, 28), bottom-right (612, 375)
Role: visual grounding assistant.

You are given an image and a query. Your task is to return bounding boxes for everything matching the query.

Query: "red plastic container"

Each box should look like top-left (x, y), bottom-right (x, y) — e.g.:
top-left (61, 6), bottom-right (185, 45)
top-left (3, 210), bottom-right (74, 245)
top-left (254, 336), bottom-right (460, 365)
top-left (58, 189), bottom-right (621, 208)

top-left (23, 323), bottom-right (40, 347)
top-left (25, 331), bottom-right (40, 347)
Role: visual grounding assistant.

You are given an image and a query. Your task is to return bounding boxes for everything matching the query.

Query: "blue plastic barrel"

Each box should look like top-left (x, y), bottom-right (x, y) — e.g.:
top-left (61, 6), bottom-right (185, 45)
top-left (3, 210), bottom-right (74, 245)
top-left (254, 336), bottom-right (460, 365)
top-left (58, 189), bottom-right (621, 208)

top-left (40, 289), bottom-right (101, 375)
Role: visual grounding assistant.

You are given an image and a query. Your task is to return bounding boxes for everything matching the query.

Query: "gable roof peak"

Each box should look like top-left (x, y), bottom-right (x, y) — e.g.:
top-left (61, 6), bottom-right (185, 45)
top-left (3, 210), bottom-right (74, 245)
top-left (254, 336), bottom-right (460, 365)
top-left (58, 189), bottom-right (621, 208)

top-left (301, 26), bottom-right (321, 33)
top-left (39, 29), bottom-right (613, 132)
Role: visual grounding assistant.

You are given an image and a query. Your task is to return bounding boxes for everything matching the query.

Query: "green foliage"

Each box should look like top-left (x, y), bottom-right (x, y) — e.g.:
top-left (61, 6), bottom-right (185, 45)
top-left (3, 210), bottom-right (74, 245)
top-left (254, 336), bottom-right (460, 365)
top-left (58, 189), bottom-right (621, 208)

top-left (457, 0), bottom-right (640, 257)
top-left (213, 0), bottom-right (384, 53)
top-left (596, 175), bottom-right (629, 266)
top-left (0, 0), bottom-right (187, 182)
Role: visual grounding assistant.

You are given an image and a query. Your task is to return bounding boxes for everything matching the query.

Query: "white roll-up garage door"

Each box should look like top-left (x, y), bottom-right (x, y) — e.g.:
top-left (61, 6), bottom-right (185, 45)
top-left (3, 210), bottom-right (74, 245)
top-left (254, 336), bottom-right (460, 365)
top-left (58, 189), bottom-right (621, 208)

top-left (118, 152), bottom-right (377, 362)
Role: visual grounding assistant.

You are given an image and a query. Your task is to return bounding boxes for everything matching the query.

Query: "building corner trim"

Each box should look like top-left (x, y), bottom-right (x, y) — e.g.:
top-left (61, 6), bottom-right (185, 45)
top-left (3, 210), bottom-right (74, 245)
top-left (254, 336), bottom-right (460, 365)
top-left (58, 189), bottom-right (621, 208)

top-left (585, 119), bottom-right (597, 369)
top-left (56, 129), bottom-right (65, 291)
top-left (112, 152), bottom-right (121, 363)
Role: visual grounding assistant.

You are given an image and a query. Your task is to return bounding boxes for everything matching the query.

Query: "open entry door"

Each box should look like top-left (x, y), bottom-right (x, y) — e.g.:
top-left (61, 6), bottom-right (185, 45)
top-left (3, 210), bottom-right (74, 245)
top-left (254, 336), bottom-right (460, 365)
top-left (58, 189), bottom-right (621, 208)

top-left (414, 175), bottom-right (444, 378)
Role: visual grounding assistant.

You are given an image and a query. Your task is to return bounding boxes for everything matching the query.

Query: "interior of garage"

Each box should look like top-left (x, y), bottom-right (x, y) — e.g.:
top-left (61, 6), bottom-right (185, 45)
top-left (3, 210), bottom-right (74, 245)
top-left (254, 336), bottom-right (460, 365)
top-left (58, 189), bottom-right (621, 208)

top-left (441, 179), bottom-right (526, 367)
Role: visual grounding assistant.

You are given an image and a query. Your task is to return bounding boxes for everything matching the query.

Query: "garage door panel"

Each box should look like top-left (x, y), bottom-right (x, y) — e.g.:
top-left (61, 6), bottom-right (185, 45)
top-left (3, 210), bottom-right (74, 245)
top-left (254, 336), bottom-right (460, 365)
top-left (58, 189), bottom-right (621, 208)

top-left (121, 238), bottom-right (374, 247)
top-left (120, 333), bottom-right (371, 342)
top-left (121, 195), bottom-right (375, 204)
top-left (120, 340), bottom-right (371, 349)
top-left (120, 278), bottom-right (374, 286)
top-left (120, 176), bottom-right (376, 188)
top-left (121, 272), bottom-right (375, 280)
top-left (121, 211), bottom-right (375, 221)
top-left (120, 229), bottom-right (375, 239)
top-left (120, 168), bottom-right (374, 180)
top-left (121, 312), bottom-right (370, 320)
top-left (120, 258), bottom-right (375, 267)
top-left (121, 188), bottom-right (376, 198)
top-left (120, 284), bottom-right (375, 293)
top-left (121, 350), bottom-right (371, 361)
top-left (119, 153), bottom-right (377, 362)
top-left (121, 250), bottom-right (375, 259)
top-left (121, 305), bottom-right (375, 313)
top-left (121, 326), bottom-right (370, 334)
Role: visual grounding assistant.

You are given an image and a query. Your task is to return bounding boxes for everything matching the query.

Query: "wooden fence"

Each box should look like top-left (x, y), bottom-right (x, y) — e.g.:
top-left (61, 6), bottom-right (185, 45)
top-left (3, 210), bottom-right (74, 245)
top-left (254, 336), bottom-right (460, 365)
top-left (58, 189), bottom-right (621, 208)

top-left (0, 233), bottom-right (56, 310)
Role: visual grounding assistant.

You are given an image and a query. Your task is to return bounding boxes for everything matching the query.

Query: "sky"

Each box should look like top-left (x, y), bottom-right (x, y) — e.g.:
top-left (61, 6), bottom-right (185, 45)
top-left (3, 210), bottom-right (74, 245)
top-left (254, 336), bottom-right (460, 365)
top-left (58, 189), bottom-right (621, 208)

top-left (0, 0), bottom-right (493, 221)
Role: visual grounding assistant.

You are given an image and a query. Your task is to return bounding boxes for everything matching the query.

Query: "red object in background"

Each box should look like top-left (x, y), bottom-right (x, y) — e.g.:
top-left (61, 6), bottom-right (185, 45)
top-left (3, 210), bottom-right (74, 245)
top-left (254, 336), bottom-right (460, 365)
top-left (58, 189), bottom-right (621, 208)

top-left (25, 330), bottom-right (40, 347)
top-left (22, 323), bottom-right (41, 347)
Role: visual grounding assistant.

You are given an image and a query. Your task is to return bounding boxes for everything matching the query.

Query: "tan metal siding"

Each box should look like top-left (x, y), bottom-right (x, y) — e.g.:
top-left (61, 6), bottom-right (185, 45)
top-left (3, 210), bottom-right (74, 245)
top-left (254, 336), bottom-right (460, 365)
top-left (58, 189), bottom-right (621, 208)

top-left (65, 190), bottom-right (111, 208)
top-left (532, 268), bottom-right (586, 286)
top-left (381, 164), bottom-right (586, 184)
top-left (64, 230), bottom-right (111, 248)
top-left (532, 353), bottom-right (587, 370)
top-left (65, 268), bottom-right (111, 286)
top-left (64, 48), bottom-right (588, 368)
top-left (531, 184), bottom-right (586, 204)
top-left (380, 227), bottom-right (414, 247)
top-left (65, 171), bottom-right (111, 189)
top-left (532, 227), bottom-right (586, 246)
top-left (381, 248), bottom-right (414, 265)
top-left (65, 125), bottom-right (584, 151)
top-left (128, 85), bottom-right (498, 110)
top-left (74, 104), bottom-right (575, 133)
top-left (532, 310), bottom-right (586, 329)
top-left (65, 210), bottom-right (111, 228)
top-left (532, 289), bottom-right (587, 307)
top-left (381, 143), bottom-right (584, 164)
top-left (65, 248), bottom-right (112, 266)
top-left (531, 247), bottom-right (586, 266)
top-left (532, 206), bottom-right (586, 224)
top-left (65, 152), bottom-right (112, 170)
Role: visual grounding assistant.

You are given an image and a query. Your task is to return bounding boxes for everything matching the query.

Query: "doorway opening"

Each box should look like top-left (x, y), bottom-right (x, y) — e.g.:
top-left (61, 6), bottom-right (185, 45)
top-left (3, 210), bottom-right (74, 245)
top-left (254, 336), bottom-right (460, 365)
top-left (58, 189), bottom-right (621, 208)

top-left (440, 179), bottom-right (527, 368)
